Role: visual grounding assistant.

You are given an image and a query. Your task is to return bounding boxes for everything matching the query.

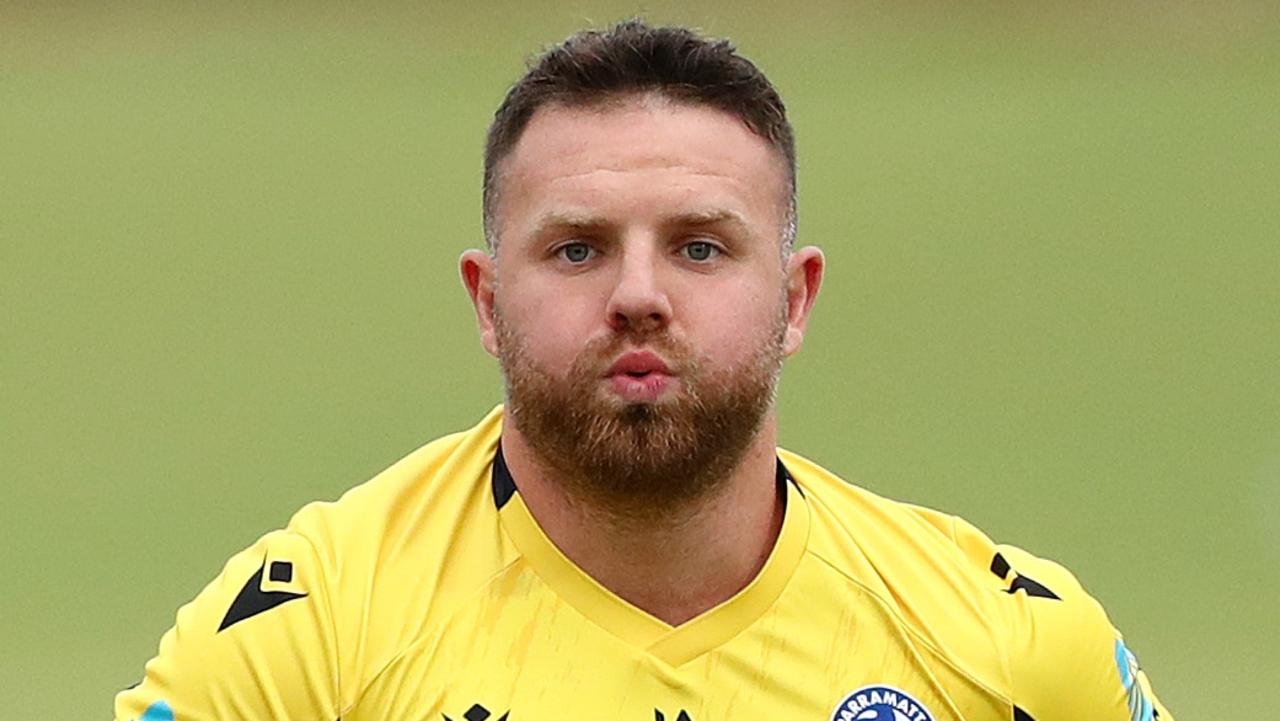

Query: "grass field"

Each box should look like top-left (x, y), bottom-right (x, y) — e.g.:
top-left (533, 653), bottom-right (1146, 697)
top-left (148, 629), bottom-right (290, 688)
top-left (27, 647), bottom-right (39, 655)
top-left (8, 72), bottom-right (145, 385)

top-left (2, 2), bottom-right (1278, 717)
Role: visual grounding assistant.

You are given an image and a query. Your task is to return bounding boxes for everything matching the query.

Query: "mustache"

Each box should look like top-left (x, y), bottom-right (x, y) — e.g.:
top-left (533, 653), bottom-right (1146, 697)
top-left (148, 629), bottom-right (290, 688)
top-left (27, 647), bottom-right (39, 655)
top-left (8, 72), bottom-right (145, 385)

top-left (575, 330), bottom-right (693, 373)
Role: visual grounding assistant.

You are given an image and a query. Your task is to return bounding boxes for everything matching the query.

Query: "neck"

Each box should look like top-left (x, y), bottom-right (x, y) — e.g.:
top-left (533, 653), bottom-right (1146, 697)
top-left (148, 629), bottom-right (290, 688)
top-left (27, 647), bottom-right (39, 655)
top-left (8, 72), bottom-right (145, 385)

top-left (500, 412), bottom-right (785, 626)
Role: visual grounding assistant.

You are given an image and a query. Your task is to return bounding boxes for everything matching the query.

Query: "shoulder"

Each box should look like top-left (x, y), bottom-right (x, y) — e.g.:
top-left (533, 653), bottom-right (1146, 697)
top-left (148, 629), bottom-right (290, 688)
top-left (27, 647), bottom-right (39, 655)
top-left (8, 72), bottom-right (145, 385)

top-left (287, 406), bottom-right (518, 710)
top-left (781, 449), bottom-right (1013, 690)
top-left (288, 405), bottom-right (506, 553)
top-left (781, 446), bottom-right (1089, 610)
top-left (779, 446), bottom-right (1006, 597)
top-left (780, 448), bottom-right (1174, 720)
top-left (114, 523), bottom-right (342, 721)
top-left (116, 407), bottom-right (516, 721)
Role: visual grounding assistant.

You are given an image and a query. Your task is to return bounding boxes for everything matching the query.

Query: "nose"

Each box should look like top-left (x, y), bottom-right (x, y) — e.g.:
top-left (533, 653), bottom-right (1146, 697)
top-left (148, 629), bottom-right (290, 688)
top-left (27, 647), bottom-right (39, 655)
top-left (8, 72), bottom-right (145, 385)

top-left (605, 243), bottom-right (672, 334)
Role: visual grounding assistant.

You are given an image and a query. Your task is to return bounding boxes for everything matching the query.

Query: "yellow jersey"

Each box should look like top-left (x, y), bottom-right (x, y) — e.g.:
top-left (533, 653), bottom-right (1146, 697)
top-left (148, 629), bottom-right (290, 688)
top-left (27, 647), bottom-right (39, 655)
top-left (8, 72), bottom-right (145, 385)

top-left (116, 406), bottom-right (1174, 721)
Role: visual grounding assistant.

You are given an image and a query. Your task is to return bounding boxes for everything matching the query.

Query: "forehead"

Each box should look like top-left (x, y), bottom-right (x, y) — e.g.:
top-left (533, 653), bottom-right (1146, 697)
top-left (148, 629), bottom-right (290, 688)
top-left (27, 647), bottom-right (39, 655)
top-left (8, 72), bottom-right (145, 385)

top-left (493, 95), bottom-right (788, 239)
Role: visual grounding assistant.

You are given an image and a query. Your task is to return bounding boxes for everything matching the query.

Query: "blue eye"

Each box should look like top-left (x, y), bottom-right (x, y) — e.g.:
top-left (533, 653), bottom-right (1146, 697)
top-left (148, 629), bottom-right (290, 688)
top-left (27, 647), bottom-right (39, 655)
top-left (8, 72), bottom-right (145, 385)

top-left (559, 242), bottom-right (594, 264)
top-left (682, 241), bottom-right (718, 261)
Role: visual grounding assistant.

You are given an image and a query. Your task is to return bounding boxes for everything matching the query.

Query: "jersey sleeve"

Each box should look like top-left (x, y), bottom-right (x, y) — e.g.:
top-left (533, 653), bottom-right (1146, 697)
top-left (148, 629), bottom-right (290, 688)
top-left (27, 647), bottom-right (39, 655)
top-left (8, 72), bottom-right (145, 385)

top-left (114, 529), bottom-right (340, 721)
top-left (993, 544), bottom-right (1176, 721)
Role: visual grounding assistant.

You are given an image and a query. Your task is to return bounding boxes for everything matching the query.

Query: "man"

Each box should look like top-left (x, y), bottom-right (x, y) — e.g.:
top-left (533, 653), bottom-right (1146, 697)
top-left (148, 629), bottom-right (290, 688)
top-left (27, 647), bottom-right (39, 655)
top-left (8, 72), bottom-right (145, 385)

top-left (116, 20), bottom-right (1174, 721)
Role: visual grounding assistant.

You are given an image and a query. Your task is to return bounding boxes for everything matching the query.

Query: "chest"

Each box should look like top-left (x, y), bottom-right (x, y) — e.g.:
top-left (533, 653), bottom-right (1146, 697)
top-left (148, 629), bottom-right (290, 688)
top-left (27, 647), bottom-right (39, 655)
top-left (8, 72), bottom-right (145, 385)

top-left (347, 565), bottom-right (1010, 721)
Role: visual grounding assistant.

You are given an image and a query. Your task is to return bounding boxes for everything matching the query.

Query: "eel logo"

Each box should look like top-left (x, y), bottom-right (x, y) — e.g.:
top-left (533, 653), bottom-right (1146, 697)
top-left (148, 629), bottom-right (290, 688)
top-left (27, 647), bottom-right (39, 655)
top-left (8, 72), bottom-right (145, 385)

top-left (131, 700), bottom-right (174, 721)
top-left (1114, 639), bottom-right (1155, 721)
top-left (830, 685), bottom-right (934, 721)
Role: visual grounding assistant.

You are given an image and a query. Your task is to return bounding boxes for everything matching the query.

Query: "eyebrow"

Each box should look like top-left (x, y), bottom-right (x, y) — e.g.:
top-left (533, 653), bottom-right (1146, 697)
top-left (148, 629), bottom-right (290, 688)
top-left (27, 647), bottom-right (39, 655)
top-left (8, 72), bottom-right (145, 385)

top-left (530, 211), bottom-right (612, 237)
top-left (530, 208), bottom-right (753, 238)
top-left (672, 208), bottom-right (752, 233)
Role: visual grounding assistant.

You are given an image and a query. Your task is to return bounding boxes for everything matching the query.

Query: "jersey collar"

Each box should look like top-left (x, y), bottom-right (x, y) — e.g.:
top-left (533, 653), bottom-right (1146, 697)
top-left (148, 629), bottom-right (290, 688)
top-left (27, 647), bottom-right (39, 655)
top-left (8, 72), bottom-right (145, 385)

top-left (492, 443), bottom-right (811, 668)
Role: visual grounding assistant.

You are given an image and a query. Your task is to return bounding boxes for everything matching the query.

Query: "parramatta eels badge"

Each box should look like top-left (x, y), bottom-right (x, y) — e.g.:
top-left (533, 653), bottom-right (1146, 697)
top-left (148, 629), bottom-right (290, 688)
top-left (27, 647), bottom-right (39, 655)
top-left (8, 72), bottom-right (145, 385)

top-left (830, 685), bottom-right (935, 721)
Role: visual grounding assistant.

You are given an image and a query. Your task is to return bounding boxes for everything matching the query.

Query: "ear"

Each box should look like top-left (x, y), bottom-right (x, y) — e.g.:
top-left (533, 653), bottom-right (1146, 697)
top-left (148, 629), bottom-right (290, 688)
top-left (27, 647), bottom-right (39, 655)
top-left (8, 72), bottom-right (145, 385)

top-left (459, 249), bottom-right (499, 358)
top-left (782, 245), bottom-right (824, 356)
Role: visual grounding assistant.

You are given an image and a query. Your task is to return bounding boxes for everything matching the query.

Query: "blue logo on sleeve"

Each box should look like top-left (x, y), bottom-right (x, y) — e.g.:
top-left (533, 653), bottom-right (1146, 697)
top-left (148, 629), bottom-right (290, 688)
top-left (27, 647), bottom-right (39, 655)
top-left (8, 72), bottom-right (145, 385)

top-left (1114, 639), bottom-right (1154, 721)
top-left (830, 685), bottom-right (935, 721)
top-left (132, 700), bottom-right (174, 721)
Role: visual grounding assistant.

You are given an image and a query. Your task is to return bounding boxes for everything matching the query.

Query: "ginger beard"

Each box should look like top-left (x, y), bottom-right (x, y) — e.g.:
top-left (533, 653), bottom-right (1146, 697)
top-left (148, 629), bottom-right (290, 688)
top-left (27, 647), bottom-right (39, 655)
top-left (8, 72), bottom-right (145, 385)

top-left (494, 298), bottom-right (789, 520)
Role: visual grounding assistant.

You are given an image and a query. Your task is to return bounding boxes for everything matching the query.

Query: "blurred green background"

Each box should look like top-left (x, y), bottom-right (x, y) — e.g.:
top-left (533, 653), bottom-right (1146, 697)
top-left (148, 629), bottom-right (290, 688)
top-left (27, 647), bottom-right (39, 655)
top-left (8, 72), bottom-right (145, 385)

top-left (3, 1), bottom-right (1277, 717)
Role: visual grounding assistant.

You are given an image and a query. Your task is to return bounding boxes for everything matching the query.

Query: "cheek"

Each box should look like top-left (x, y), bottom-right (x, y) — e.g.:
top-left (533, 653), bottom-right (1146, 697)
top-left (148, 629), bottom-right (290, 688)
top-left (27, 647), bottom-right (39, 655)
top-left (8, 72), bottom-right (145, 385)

top-left (701, 322), bottom-right (773, 369)
top-left (677, 280), bottom-right (784, 367)
top-left (497, 282), bottom-right (601, 373)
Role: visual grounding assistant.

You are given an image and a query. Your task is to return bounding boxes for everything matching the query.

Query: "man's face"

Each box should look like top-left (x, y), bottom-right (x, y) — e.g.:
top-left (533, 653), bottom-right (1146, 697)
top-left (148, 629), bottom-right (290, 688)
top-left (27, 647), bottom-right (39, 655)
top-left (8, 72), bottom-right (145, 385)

top-left (464, 95), bottom-right (820, 516)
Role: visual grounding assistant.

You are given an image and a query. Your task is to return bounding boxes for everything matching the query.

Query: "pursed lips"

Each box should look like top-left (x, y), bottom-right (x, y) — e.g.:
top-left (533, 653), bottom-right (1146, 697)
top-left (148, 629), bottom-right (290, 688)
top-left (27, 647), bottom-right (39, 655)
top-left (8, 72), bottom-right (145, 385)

top-left (604, 350), bottom-right (676, 401)
top-left (605, 349), bottom-right (672, 378)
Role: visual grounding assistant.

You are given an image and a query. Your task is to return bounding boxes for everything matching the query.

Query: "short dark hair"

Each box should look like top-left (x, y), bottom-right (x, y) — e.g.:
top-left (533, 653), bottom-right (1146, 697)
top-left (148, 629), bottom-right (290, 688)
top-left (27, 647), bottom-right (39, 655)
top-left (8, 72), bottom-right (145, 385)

top-left (482, 19), bottom-right (796, 248)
